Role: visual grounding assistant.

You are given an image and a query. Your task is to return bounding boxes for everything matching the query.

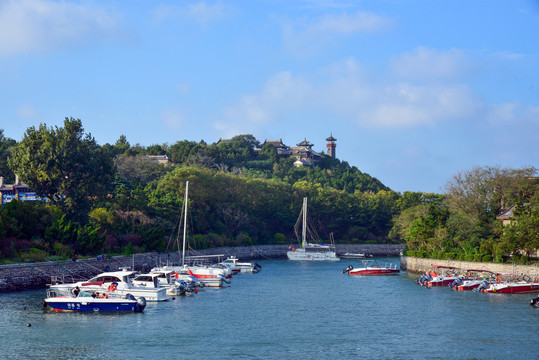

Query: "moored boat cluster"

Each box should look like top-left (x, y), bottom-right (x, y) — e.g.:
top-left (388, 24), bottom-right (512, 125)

top-left (416, 265), bottom-right (539, 305)
top-left (41, 256), bottom-right (261, 313)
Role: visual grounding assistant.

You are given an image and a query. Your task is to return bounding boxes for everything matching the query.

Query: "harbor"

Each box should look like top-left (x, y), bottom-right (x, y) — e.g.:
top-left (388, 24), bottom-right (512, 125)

top-left (1, 258), bottom-right (538, 360)
top-left (0, 244), bottom-right (405, 292)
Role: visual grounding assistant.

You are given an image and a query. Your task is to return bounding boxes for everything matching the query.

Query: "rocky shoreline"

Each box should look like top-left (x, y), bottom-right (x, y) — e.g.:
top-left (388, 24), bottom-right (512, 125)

top-left (401, 256), bottom-right (539, 280)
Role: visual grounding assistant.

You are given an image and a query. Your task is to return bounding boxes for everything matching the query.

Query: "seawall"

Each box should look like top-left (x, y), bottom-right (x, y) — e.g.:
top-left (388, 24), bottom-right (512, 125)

top-left (401, 256), bottom-right (539, 280)
top-left (0, 244), bottom-right (404, 293)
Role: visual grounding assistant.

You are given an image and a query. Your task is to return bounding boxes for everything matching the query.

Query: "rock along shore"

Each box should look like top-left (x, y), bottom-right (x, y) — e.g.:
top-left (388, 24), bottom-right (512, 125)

top-left (0, 244), bottom-right (405, 293)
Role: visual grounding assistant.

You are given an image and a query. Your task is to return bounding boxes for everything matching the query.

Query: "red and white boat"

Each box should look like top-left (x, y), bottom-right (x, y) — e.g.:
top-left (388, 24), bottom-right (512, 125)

top-left (483, 276), bottom-right (539, 294)
top-left (456, 270), bottom-right (499, 291)
top-left (342, 260), bottom-right (400, 276)
top-left (423, 265), bottom-right (473, 287)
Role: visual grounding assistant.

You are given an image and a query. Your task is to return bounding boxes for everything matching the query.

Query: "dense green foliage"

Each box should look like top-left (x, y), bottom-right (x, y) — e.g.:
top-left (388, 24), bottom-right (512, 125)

top-left (395, 166), bottom-right (538, 264)
top-left (1, 120), bottom-right (537, 264)
top-left (8, 118), bottom-right (114, 221)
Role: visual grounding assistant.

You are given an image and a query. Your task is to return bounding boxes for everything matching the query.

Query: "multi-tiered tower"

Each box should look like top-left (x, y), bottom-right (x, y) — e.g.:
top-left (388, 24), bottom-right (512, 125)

top-left (326, 134), bottom-right (337, 158)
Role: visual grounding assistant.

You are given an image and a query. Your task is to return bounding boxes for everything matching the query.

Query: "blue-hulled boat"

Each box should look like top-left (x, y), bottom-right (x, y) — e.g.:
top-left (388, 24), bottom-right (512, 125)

top-left (42, 289), bottom-right (146, 312)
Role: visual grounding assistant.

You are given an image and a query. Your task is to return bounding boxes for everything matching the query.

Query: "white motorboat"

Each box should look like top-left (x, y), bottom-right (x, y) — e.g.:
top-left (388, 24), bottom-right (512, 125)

top-left (219, 256), bottom-right (262, 274)
top-left (49, 268), bottom-right (169, 302)
top-left (151, 266), bottom-right (206, 288)
top-left (132, 272), bottom-right (195, 296)
top-left (154, 265), bottom-right (230, 288)
top-left (287, 197), bottom-right (340, 261)
top-left (42, 289), bottom-right (146, 312)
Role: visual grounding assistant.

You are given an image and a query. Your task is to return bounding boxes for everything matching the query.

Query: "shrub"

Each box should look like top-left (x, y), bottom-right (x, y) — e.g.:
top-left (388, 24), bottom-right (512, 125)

top-left (473, 254), bottom-right (483, 262)
top-left (443, 252), bottom-right (455, 260)
top-left (482, 255), bottom-right (493, 262)
top-left (464, 254), bottom-right (475, 262)
top-left (19, 248), bottom-right (47, 263)
top-left (273, 233), bottom-right (287, 244)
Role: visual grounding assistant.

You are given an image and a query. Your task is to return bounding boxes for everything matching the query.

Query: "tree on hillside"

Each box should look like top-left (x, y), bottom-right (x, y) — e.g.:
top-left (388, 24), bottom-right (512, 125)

top-left (8, 117), bottom-right (114, 221)
top-left (169, 140), bottom-right (200, 163)
top-left (0, 129), bottom-right (17, 183)
top-left (114, 154), bottom-right (170, 185)
top-left (445, 165), bottom-right (537, 225)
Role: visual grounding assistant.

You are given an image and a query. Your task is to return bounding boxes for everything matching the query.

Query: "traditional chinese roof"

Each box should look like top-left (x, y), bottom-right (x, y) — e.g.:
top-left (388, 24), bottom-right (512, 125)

top-left (496, 204), bottom-right (516, 220)
top-left (326, 134), bottom-right (337, 141)
top-left (262, 139), bottom-right (289, 149)
top-left (297, 138), bottom-right (313, 147)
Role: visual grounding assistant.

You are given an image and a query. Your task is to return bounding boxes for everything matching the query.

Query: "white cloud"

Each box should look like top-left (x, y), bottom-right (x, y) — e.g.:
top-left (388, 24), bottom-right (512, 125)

top-left (363, 83), bottom-right (480, 128)
top-left (218, 55), bottom-right (483, 133)
top-left (153, 2), bottom-right (232, 27)
top-left (16, 104), bottom-right (40, 119)
top-left (175, 82), bottom-right (191, 95)
top-left (216, 71), bottom-right (311, 135)
top-left (492, 51), bottom-right (524, 60)
top-left (282, 11), bottom-right (393, 55)
top-left (0, 0), bottom-right (123, 57)
top-left (487, 103), bottom-right (539, 125)
top-left (161, 108), bottom-right (187, 131)
top-left (390, 47), bottom-right (472, 80)
top-left (486, 102), bottom-right (519, 124)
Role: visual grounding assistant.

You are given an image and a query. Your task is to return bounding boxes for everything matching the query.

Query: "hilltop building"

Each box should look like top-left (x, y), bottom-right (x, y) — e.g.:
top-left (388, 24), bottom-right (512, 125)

top-left (145, 155), bottom-right (170, 165)
top-left (257, 135), bottom-right (335, 167)
top-left (326, 134), bottom-right (337, 158)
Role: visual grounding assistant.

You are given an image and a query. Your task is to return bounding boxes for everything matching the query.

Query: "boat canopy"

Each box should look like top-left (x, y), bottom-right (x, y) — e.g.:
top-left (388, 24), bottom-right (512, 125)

top-left (465, 269), bottom-right (497, 274)
top-left (432, 265), bottom-right (459, 269)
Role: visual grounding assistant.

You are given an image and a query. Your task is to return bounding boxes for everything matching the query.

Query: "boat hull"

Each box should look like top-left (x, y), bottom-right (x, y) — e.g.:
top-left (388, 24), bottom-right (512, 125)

top-left (484, 283), bottom-right (539, 294)
top-left (51, 283), bottom-right (168, 302)
top-left (43, 297), bottom-right (144, 312)
top-left (287, 250), bottom-right (340, 261)
top-left (340, 253), bottom-right (367, 259)
top-left (348, 268), bottom-right (399, 276)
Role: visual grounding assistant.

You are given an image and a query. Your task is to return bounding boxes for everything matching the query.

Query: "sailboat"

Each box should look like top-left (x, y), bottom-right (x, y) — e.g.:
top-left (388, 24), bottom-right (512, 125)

top-left (152, 181), bottom-right (231, 287)
top-left (286, 197), bottom-right (340, 261)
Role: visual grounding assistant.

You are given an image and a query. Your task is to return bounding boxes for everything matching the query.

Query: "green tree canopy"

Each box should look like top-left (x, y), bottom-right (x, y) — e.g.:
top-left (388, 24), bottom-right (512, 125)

top-left (8, 117), bottom-right (114, 221)
top-left (0, 129), bottom-right (17, 183)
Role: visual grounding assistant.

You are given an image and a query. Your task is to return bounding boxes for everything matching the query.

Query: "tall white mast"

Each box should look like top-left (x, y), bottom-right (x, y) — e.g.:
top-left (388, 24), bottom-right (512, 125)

top-left (181, 181), bottom-right (189, 266)
top-left (302, 197), bottom-right (307, 248)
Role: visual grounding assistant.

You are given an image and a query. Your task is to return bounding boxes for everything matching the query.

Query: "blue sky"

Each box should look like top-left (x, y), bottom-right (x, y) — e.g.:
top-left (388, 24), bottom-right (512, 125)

top-left (1, 0), bottom-right (538, 193)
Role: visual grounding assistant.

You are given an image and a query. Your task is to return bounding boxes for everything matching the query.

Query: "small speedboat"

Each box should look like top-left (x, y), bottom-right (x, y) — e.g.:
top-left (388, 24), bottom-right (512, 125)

top-left (340, 253), bottom-right (372, 259)
top-left (455, 270), bottom-right (499, 291)
top-left (483, 277), bottom-right (539, 294)
top-left (132, 272), bottom-right (196, 296)
top-left (342, 260), bottom-right (399, 276)
top-left (219, 256), bottom-right (262, 274)
top-left (42, 289), bottom-right (146, 312)
top-left (153, 265), bottom-right (230, 288)
top-left (417, 265), bottom-right (473, 287)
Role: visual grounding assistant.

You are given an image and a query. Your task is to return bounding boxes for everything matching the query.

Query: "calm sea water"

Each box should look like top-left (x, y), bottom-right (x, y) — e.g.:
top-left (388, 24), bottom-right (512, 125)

top-left (1, 258), bottom-right (538, 360)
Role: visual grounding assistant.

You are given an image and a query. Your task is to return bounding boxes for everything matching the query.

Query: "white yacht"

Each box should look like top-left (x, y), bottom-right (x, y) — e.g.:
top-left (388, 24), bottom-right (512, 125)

top-left (49, 268), bottom-right (169, 302)
top-left (287, 197), bottom-right (340, 261)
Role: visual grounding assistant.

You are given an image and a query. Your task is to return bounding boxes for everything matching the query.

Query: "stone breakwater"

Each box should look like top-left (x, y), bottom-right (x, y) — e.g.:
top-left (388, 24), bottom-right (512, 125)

top-left (401, 256), bottom-right (539, 280)
top-left (0, 244), bottom-right (404, 293)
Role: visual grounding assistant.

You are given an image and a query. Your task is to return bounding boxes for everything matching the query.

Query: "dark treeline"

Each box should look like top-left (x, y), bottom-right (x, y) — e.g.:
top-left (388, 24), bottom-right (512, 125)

top-left (0, 118), bottom-right (537, 264)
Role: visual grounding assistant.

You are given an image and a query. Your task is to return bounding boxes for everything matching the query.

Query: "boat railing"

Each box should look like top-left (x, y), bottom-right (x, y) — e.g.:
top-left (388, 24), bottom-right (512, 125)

top-left (48, 274), bottom-right (77, 286)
